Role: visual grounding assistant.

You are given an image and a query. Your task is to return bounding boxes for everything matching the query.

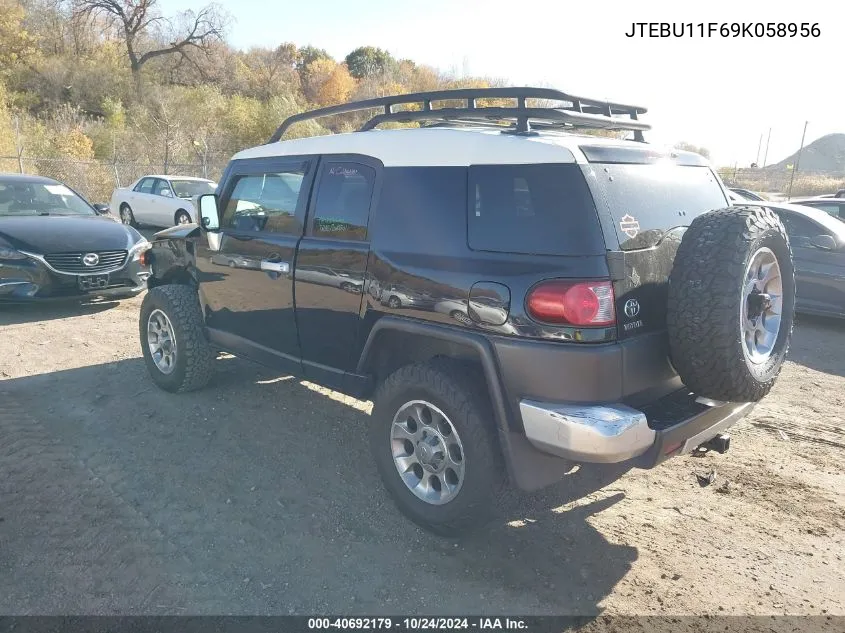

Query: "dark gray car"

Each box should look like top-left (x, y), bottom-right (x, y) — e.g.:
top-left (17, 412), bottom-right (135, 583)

top-left (745, 201), bottom-right (845, 318)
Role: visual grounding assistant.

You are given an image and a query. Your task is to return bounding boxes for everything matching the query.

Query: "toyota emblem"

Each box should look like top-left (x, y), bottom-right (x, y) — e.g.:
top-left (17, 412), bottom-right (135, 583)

top-left (624, 298), bottom-right (641, 318)
top-left (82, 253), bottom-right (100, 267)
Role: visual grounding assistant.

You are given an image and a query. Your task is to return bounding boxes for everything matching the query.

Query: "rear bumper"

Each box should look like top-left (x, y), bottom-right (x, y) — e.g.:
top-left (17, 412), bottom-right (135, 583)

top-left (519, 391), bottom-right (754, 467)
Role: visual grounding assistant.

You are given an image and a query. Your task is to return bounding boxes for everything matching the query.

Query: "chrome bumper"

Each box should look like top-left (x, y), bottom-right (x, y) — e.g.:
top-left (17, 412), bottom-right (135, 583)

top-left (520, 401), bottom-right (655, 463)
top-left (519, 397), bottom-right (754, 464)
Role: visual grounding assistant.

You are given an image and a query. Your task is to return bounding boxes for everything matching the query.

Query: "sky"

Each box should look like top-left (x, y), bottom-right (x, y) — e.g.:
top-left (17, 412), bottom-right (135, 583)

top-left (160, 0), bottom-right (841, 167)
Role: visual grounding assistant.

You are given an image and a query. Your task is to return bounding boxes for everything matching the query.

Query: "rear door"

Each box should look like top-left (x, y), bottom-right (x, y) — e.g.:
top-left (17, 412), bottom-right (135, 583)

top-left (131, 177), bottom-right (156, 222)
top-left (580, 147), bottom-right (730, 340)
top-left (152, 178), bottom-right (176, 226)
top-left (195, 157), bottom-right (316, 373)
top-left (294, 155), bottom-right (379, 391)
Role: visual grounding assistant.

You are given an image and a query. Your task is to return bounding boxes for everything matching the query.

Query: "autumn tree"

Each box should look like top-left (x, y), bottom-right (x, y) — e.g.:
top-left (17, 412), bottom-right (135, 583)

top-left (0, 0), bottom-right (39, 77)
top-left (237, 43), bottom-right (300, 100)
top-left (301, 57), bottom-right (337, 104)
top-left (72, 0), bottom-right (228, 85)
top-left (316, 64), bottom-right (355, 107)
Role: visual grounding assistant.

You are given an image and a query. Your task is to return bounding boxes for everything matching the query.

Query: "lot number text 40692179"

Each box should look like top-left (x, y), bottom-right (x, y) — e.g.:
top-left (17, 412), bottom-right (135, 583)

top-left (625, 22), bottom-right (820, 38)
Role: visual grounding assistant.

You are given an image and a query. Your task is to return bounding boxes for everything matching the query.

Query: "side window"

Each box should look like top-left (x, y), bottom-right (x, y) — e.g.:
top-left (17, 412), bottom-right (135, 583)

top-left (311, 162), bottom-right (375, 241)
top-left (779, 212), bottom-right (824, 242)
top-left (808, 203), bottom-right (841, 217)
top-left (468, 163), bottom-right (604, 256)
top-left (135, 178), bottom-right (154, 194)
top-left (221, 166), bottom-right (307, 235)
top-left (153, 179), bottom-right (172, 197)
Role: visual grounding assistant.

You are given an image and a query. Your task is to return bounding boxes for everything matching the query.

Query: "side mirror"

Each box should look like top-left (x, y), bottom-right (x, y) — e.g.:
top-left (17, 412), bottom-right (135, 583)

top-left (93, 203), bottom-right (110, 215)
top-left (811, 234), bottom-right (837, 251)
top-left (198, 194), bottom-right (220, 231)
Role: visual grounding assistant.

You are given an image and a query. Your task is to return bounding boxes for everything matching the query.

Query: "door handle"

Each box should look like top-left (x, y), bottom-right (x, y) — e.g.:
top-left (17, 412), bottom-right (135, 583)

top-left (260, 260), bottom-right (290, 274)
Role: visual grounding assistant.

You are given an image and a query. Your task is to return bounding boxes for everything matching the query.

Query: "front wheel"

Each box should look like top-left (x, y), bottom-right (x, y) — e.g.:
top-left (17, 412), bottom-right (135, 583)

top-left (120, 204), bottom-right (137, 228)
top-left (139, 285), bottom-right (215, 393)
top-left (370, 359), bottom-right (504, 536)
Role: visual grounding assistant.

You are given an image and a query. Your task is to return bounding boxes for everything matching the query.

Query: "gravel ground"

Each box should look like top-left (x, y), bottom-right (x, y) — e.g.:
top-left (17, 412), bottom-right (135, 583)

top-left (0, 293), bottom-right (843, 618)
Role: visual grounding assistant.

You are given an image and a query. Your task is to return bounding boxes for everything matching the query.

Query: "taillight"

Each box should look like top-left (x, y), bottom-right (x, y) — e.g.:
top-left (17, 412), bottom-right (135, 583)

top-left (526, 280), bottom-right (616, 326)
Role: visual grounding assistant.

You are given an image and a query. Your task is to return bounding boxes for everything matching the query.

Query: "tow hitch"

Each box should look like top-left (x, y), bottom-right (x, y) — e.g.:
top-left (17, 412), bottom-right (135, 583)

top-left (699, 433), bottom-right (731, 454)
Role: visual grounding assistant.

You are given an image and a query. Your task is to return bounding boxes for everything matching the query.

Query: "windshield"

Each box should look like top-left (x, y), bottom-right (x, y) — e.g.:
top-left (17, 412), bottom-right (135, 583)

top-left (169, 180), bottom-right (217, 199)
top-left (0, 180), bottom-right (95, 216)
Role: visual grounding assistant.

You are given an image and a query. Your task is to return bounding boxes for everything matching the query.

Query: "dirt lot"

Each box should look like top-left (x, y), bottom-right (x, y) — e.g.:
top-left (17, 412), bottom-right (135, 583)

top-left (0, 292), bottom-right (843, 618)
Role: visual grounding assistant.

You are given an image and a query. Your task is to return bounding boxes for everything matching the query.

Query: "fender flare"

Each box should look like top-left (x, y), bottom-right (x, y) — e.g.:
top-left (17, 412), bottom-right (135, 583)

top-left (356, 317), bottom-right (570, 490)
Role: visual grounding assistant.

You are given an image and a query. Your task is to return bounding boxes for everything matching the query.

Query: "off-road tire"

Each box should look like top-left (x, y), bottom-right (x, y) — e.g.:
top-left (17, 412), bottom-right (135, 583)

top-left (119, 203), bottom-right (137, 228)
top-left (667, 205), bottom-right (795, 402)
top-left (370, 359), bottom-right (504, 536)
top-left (139, 284), bottom-right (215, 393)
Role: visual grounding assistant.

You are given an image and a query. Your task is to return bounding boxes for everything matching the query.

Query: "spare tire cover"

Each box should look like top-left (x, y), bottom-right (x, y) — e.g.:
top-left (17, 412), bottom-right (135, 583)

top-left (667, 205), bottom-right (796, 402)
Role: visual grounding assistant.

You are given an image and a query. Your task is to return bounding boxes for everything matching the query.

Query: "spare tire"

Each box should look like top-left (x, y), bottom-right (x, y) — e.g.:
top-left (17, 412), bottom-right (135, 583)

top-left (667, 205), bottom-right (795, 402)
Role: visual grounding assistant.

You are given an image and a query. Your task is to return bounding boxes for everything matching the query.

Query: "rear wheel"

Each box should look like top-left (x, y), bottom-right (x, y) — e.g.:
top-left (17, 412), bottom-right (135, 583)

top-left (667, 205), bottom-right (795, 402)
top-left (387, 295), bottom-right (401, 308)
top-left (139, 285), bottom-right (215, 393)
top-left (370, 359), bottom-right (504, 535)
top-left (119, 204), bottom-right (137, 228)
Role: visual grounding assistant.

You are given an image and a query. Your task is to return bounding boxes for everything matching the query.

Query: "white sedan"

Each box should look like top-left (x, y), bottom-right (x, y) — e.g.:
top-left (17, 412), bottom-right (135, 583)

top-left (110, 175), bottom-right (217, 228)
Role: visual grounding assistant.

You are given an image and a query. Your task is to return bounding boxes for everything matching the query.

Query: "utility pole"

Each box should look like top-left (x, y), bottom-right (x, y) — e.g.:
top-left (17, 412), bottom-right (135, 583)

top-left (755, 133), bottom-right (762, 167)
top-left (787, 121), bottom-right (808, 201)
top-left (762, 127), bottom-right (772, 167)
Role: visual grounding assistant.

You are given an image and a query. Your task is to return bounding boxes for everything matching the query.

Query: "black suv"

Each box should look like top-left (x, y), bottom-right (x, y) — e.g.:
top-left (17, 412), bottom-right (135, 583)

top-left (138, 88), bottom-right (796, 535)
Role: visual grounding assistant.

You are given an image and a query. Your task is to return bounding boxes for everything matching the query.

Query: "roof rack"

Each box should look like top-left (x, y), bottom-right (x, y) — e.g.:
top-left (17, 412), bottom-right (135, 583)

top-left (267, 87), bottom-right (650, 143)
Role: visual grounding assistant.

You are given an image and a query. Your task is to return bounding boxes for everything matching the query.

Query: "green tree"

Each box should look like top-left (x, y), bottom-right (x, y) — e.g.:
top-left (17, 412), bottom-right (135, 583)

top-left (344, 46), bottom-right (396, 80)
top-left (296, 45), bottom-right (332, 71)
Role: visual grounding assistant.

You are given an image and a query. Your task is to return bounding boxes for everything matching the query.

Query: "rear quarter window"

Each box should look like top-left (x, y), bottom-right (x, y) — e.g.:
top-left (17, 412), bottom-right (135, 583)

top-left (467, 164), bottom-right (604, 256)
top-left (589, 164), bottom-right (729, 250)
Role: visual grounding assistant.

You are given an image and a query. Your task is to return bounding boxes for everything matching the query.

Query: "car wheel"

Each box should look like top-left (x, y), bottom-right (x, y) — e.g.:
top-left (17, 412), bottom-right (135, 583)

top-left (139, 285), bottom-right (215, 393)
top-left (175, 210), bottom-right (192, 226)
top-left (119, 204), bottom-right (137, 228)
top-left (667, 205), bottom-right (796, 402)
top-left (370, 359), bottom-right (504, 536)
top-left (340, 282), bottom-right (356, 293)
top-left (387, 295), bottom-right (402, 308)
top-left (228, 260), bottom-right (236, 268)
top-left (450, 309), bottom-right (472, 325)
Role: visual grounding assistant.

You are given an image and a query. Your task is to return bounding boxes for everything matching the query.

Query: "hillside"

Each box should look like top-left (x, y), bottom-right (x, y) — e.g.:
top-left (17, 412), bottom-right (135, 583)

top-left (767, 133), bottom-right (845, 172)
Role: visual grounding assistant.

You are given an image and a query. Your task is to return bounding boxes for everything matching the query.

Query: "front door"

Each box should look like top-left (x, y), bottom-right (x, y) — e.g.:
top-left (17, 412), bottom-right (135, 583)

top-left (294, 156), bottom-right (380, 391)
top-left (196, 157), bottom-right (316, 374)
top-left (781, 211), bottom-right (845, 315)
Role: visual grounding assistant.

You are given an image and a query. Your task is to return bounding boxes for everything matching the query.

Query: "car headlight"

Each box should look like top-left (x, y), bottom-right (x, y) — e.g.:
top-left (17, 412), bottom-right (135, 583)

top-left (129, 239), bottom-right (152, 261)
top-left (0, 244), bottom-right (26, 260)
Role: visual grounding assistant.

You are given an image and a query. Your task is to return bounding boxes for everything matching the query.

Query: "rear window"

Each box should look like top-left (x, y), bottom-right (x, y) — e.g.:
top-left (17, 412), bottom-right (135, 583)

top-left (467, 164), bottom-right (604, 256)
top-left (589, 164), bottom-right (729, 250)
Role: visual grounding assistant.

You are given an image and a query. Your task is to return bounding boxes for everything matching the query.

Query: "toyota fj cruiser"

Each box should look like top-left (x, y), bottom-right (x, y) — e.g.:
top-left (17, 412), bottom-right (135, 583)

top-left (138, 88), bottom-right (795, 535)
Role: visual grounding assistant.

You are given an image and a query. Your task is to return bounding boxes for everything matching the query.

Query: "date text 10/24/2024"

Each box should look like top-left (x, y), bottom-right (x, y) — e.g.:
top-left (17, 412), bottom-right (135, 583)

top-left (625, 22), bottom-right (820, 38)
top-left (308, 618), bottom-right (528, 630)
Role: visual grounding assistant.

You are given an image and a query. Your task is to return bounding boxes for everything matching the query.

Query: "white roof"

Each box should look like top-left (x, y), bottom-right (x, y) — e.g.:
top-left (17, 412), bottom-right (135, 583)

top-left (232, 127), bottom-right (649, 167)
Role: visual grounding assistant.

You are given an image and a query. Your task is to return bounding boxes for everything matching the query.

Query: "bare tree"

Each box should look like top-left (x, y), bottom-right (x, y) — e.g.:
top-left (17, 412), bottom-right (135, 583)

top-left (72, 0), bottom-right (227, 85)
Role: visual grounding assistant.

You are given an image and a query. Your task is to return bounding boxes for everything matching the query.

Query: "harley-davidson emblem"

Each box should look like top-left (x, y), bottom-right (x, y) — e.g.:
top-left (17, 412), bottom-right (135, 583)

top-left (619, 214), bottom-right (640, 238)
top-left (82, 253), bottom-right (100, 267)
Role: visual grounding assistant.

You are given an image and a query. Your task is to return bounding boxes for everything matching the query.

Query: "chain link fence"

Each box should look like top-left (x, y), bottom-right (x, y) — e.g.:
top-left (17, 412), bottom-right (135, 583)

top-left (0, 156), bottom-right (230, 205)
